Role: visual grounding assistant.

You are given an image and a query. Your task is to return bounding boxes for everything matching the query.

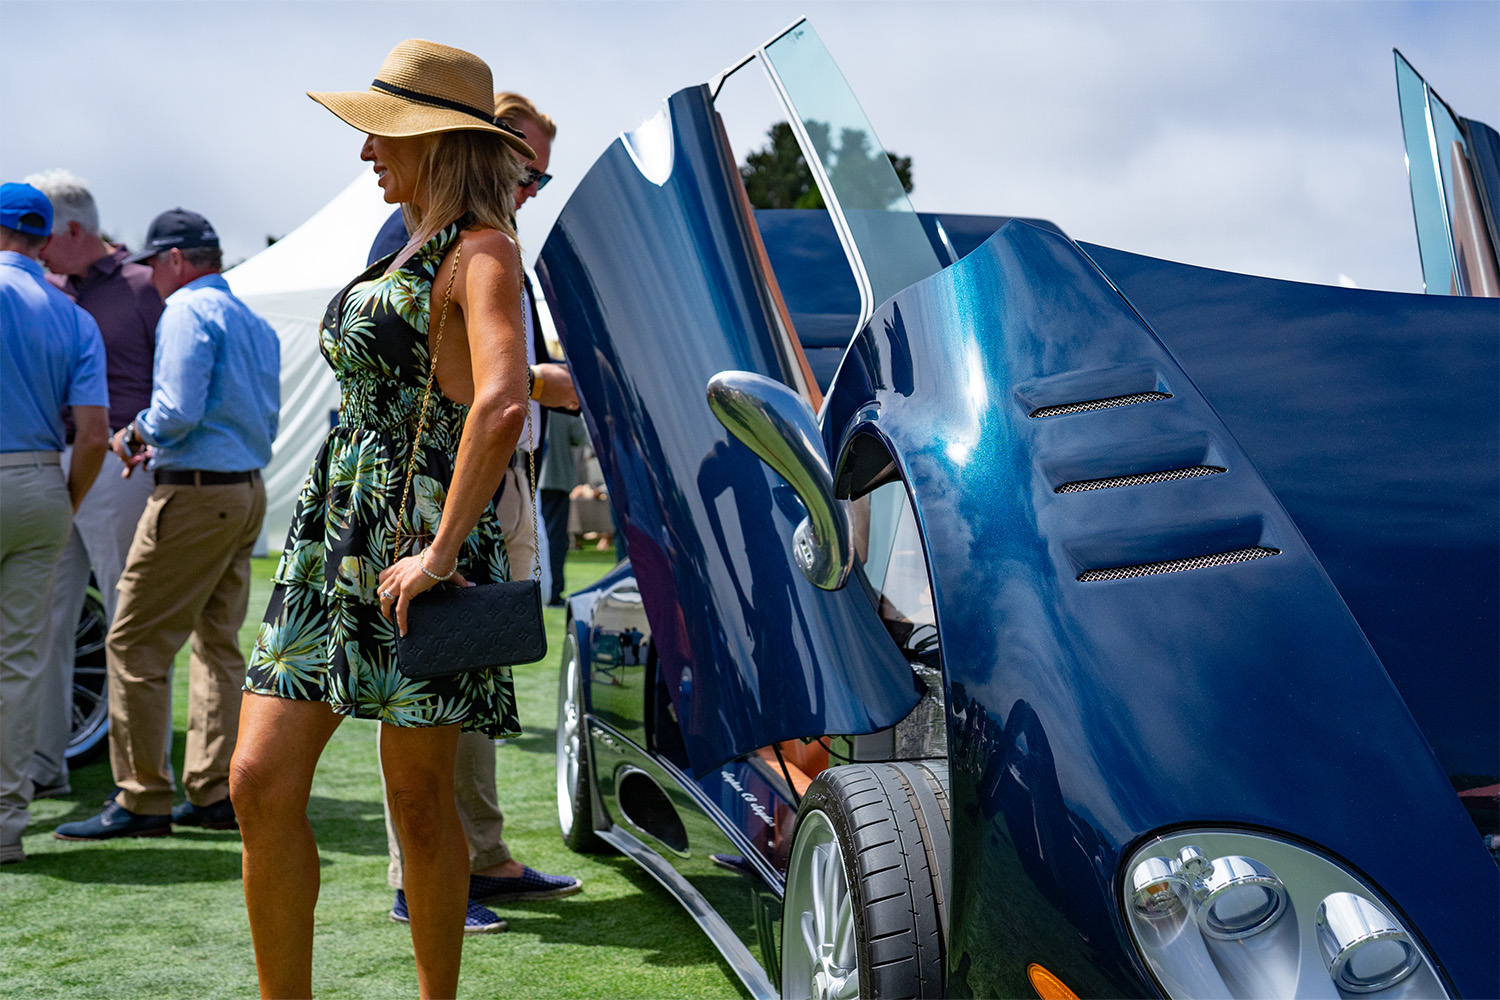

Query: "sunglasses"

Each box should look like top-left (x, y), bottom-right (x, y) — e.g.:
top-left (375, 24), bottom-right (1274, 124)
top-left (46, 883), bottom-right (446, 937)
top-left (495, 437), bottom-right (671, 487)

top-left (519, 168), bottom-right (552, 192)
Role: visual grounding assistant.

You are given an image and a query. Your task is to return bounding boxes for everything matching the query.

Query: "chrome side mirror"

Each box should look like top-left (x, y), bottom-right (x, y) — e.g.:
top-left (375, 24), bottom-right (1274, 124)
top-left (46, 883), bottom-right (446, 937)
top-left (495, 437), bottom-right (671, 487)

top-left (706, 371), bottom-right (851, 590)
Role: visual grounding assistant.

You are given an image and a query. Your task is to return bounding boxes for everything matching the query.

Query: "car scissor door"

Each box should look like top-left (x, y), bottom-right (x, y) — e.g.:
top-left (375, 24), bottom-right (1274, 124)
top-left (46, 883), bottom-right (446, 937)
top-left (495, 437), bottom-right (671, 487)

top-left (535, 23), bottom-right (935, 773)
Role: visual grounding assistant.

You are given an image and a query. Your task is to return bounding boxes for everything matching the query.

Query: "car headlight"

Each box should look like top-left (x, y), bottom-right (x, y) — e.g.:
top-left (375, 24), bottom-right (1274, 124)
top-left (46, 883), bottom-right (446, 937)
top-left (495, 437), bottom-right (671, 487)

top-left (1121, 830), bottom-right (1446, 999)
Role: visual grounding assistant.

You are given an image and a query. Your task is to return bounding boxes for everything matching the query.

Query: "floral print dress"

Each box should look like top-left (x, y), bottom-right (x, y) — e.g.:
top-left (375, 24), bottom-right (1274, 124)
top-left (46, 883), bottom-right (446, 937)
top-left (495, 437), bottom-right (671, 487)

top-left (245, 218), bottom-right (520, 737)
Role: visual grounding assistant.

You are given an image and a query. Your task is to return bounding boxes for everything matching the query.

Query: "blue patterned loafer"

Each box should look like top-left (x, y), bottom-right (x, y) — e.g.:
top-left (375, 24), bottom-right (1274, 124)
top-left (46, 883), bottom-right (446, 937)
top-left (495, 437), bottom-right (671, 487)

top-left (390, 889), bottom-right (508, 934)
top-left (53, 800), bottom-right (170, 841)
top-left (469, 866), bottom-right (582, 902)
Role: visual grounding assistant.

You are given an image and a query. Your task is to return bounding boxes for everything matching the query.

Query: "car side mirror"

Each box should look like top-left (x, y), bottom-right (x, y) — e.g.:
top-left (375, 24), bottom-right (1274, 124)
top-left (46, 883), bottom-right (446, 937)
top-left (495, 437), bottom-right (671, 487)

top-left (706, 370), bottom-right (852, 590)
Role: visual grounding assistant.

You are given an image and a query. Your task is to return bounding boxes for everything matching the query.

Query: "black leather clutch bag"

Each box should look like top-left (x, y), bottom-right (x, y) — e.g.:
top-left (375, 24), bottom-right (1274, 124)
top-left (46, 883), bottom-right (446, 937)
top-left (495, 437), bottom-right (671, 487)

top-left (395, 580), bottom-right (547, 680)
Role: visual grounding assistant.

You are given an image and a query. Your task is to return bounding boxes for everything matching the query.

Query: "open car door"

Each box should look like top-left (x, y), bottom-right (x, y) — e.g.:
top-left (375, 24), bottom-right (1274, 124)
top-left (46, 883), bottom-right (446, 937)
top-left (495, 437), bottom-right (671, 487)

top-left (536, 21), bottom-right (938, 773)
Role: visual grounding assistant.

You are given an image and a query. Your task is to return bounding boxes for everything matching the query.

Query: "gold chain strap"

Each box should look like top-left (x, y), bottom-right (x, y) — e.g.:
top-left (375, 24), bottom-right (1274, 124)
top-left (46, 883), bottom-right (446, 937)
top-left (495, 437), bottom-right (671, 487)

top-left (525, 387), bottom-right (541, 584)
top-left (393, 236), bottom-right (543, 585)
top-left (393, 239), bottom-right (463, 564)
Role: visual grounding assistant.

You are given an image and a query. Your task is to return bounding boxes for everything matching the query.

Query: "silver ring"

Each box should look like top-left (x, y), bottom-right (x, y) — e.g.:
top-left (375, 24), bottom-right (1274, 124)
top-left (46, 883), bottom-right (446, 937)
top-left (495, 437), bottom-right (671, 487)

top-left (380, 589), bottom-right (396, 601)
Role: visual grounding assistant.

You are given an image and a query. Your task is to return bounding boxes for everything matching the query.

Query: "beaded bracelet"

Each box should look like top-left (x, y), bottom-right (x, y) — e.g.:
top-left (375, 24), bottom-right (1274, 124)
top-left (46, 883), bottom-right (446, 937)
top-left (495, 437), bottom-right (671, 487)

top-left (419, 549), bottom-right (456, 582)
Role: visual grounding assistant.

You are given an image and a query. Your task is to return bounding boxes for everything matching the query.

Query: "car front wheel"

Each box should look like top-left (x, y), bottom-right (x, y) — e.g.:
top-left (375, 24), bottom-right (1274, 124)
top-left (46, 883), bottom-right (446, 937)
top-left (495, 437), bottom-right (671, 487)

top-left (781, 761), bottom-right (949, 1000)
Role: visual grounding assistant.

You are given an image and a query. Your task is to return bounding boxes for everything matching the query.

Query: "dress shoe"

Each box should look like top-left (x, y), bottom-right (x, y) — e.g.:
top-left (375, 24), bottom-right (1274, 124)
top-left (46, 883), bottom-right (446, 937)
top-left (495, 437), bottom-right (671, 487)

top-left (171, 797), bottom-right (238, 830)
top-left (54, 800), bottom-right (170, 841)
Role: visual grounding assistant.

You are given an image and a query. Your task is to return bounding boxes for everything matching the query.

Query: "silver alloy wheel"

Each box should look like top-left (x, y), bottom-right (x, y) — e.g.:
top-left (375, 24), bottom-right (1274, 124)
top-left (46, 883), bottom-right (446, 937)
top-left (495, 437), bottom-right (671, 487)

top-left (782, 808), bottom-right (860, 1000)
top-left (66, 585), bottom-right (109, 763)
top-left (555, 633), bottom-right (583, 837)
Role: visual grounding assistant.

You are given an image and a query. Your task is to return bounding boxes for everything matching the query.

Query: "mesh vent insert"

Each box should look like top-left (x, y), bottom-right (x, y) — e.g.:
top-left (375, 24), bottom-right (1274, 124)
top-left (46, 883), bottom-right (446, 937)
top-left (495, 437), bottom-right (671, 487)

top-left (1030, 391), bottom-right (1171, 419)
top-left (1078, 546), bottom-right (1279, 583)
top-left (1056, 466), bottom-right (1225, 494)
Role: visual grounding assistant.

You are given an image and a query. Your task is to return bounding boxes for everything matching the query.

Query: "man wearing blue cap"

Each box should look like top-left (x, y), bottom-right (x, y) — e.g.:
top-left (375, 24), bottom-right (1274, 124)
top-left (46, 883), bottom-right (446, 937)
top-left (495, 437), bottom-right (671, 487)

top-left (0, 182), bottom-right (110, 864)
top-left (55, 208), bottom-right (280, 842)
top-left (24, 169), bottom-right (163, 800)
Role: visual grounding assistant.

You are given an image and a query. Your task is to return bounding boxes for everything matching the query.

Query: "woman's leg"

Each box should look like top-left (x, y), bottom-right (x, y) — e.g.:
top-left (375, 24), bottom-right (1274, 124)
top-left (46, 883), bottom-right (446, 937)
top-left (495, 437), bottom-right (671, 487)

top-left (380, 720), bottom-right (466, 1000)
top-left (230, 692), bottom-right (344, 1000)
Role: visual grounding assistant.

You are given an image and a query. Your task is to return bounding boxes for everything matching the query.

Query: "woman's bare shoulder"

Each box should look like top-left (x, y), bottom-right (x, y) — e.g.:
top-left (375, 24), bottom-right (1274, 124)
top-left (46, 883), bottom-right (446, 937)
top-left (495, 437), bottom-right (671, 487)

top-left (459, 226), bottom-right (519, 262)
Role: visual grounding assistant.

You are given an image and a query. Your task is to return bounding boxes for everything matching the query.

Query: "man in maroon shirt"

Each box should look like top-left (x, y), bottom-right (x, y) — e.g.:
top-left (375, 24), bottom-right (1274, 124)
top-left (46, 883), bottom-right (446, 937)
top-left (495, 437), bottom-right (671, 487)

top-left (25, 170), bottom-right (162, 797)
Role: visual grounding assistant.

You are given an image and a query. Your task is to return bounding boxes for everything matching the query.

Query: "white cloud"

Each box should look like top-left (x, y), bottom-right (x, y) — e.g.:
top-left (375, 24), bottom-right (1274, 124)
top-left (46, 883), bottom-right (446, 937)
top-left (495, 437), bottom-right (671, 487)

top-left (1, 0), bottom-right (1494, 291)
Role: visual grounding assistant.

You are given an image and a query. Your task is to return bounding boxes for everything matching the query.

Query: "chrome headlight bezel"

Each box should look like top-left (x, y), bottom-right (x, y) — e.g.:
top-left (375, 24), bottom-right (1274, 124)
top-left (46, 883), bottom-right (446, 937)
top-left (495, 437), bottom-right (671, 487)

top-left (1120, 829), bottom-right (1447, 999)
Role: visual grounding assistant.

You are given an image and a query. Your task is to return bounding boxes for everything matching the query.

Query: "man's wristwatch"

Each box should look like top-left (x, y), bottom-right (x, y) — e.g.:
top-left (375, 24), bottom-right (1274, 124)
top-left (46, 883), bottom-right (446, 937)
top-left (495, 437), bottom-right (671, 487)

top-left (122, 423), bottom-right (143, 453)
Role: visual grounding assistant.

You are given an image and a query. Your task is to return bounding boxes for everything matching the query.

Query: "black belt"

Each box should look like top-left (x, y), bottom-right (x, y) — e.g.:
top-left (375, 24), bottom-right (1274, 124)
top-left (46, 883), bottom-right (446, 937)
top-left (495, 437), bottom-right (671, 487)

top-left (156, 470), bottom-right (258, 486)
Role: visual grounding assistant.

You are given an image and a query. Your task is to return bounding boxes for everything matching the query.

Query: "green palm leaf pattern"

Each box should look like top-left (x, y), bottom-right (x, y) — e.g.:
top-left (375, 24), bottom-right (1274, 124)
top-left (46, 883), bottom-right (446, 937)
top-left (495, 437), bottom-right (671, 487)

top-left (414, 225), bottom-right (455, 273)
top-left (353, 643), bottom-right (433, 726)
top-left (325, 660), bottom-right (353, 714)
top-left (249, 597), bottom-right (326, 699)
top-left (412, 474), bottom-right (447, 537)
top-left (328, 431), bottom-right (390, 525)
top-left (480, 543), bottom-right (512, 586)
top-left (383, 271), bottom-right (429, 336)
top-left (334, 554), bottom-right (383, 602)
top-left (273, 539), bottom-right (325, 590)
top-left (244, 215), bottom-right (520, 740)
top-left (423, 695), bottom-right (472, 728)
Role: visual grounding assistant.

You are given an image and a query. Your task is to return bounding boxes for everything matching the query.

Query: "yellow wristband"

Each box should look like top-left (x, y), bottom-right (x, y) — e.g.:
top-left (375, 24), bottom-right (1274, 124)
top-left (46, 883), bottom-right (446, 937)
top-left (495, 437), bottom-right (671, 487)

top-left (529, 368), bottom-right (545, 401)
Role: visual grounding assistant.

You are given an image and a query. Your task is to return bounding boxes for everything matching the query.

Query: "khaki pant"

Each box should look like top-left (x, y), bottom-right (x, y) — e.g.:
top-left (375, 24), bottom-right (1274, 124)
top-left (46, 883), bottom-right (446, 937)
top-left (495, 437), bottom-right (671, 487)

top-left (382, 464), bottom-right (536, 886)
top-left (107, 476), bottom-right (266, 815)
top-left (0, 461), bottom-right (73, 848)
top-left (33, 447), bottom-right (156, 788)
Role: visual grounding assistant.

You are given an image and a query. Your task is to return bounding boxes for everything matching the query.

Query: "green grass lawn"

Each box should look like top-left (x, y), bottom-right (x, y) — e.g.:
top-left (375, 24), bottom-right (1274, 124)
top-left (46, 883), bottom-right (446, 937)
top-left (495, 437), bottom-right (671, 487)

top-left (0, 550), bottom-right (748, 999)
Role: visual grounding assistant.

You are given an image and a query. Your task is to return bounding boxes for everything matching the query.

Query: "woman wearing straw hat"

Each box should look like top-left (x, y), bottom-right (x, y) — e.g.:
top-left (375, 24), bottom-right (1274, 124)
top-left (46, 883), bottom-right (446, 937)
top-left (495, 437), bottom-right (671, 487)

top-left (231, 39), bottom-right (536, 999)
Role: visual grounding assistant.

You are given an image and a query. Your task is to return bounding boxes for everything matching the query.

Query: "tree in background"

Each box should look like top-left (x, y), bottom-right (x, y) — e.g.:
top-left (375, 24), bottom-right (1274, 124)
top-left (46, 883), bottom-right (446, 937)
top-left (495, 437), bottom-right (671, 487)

top-left (741, 120), bottom-right (913, 211)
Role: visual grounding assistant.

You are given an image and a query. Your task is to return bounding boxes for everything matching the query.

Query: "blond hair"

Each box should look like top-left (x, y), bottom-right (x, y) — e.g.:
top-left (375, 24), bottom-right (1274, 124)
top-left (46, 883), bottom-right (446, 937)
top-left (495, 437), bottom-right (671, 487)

top-left (494, 92), bottom-right (556, 140)
top-left (402, 129), bottom-right (526, 244)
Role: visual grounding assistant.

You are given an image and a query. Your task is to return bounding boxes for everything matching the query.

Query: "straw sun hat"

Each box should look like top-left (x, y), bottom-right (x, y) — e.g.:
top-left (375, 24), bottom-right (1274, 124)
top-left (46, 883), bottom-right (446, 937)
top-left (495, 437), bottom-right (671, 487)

top-left (308, 38), bottom-right (535, 159)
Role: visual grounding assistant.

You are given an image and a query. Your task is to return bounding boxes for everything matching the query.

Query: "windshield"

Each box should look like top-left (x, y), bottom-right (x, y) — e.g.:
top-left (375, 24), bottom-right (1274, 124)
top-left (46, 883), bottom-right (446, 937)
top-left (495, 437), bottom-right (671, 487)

top-left (760, 20), bottom-right (946, 326)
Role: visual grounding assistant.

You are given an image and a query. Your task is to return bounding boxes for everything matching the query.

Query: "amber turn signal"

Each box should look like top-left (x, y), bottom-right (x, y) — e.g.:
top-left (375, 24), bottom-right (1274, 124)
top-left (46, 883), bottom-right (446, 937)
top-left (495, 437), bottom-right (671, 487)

top-left (1027, 963), bottom-right (1080, 1000)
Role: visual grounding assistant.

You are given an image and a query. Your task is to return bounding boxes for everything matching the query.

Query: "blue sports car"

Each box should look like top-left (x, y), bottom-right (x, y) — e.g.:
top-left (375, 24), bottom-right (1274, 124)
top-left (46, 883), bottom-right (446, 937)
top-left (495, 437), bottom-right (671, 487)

top-left (536, 21), bottom-right (1498, 1000)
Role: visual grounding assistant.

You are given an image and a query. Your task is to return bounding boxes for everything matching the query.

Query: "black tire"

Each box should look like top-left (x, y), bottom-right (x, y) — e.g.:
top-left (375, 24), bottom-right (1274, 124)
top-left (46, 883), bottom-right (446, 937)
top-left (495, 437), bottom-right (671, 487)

top-left (66, 584), bottom-right (110, 765)
top-left (556, 628), bottom-right (609, 853)
top-left (781, 761), bottom-right (949, 1000)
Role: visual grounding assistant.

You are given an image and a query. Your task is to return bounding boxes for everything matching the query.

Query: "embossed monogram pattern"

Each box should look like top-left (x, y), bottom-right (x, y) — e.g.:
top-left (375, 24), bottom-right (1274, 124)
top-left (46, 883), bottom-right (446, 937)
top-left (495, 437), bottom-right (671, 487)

top-left (396, 581), bottom-right (547, 680)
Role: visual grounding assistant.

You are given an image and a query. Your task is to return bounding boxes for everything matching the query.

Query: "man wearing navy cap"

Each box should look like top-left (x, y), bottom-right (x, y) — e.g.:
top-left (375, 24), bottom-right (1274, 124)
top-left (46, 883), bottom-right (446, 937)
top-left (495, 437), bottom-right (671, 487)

top-left (0, 182), bottom-right (110, 863)
top-left (55, 208), bottom-right (280, 841)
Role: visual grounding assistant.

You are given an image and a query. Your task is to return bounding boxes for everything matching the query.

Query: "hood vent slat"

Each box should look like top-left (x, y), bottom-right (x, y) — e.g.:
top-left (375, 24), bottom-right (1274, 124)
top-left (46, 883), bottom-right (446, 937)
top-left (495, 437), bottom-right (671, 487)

top-left (1057, 466), bottom-right (1226, 494)
top-left (1079, 546), bottom-right (1279, 582)
top-left (1030, 391), bottom-right (1172, 419)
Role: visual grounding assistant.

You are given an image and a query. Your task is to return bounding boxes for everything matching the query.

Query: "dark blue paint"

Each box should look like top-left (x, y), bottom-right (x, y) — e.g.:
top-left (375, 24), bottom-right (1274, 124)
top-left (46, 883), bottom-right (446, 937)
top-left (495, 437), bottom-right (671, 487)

top-left (1083, 243), bottom-right (1500, 789)
top-left (537, 86), bottom-right (919, 777)
top-left (821, 220), bottom-right (1498, 998)
top-left (751, 210), bottom-right (1059, 391)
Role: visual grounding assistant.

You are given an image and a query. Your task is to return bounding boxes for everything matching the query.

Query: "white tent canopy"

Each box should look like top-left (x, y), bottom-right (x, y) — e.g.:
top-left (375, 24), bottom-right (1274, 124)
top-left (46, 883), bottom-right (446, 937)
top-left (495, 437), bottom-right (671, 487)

top-left (224, 172), bottom-right (392, 547)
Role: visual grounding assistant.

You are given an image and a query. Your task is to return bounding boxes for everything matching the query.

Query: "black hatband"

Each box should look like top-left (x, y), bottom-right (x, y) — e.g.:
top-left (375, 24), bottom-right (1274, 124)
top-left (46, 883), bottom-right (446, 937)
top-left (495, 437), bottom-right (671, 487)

top-left (370, 79), bottom-right (528, 140)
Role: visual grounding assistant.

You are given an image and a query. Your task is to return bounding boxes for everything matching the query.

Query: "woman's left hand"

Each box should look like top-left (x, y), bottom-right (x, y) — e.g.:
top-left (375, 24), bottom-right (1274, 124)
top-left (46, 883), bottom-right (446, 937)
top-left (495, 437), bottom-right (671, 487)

top-left (377, 554), bottom-right (471, 636)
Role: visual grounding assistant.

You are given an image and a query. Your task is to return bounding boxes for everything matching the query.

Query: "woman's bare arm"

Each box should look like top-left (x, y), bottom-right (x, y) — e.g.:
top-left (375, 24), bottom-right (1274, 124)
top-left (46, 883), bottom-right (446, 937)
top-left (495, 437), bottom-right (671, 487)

top-left (379, 227), bottom-right (528, 632)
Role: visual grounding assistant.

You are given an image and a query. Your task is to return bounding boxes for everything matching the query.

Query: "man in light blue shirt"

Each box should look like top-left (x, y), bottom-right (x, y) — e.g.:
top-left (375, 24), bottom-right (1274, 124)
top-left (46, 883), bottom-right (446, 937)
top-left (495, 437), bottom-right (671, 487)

top-left (0, 182), bottom-right (109, 863)
top-left (56, 208), bottom-right (280, 841)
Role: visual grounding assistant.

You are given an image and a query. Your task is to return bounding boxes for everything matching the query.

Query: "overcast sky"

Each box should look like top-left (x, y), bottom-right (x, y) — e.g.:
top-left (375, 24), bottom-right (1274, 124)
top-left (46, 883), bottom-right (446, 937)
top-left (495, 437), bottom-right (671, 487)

top-left (2, 1), bottom-right (1496, 293)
